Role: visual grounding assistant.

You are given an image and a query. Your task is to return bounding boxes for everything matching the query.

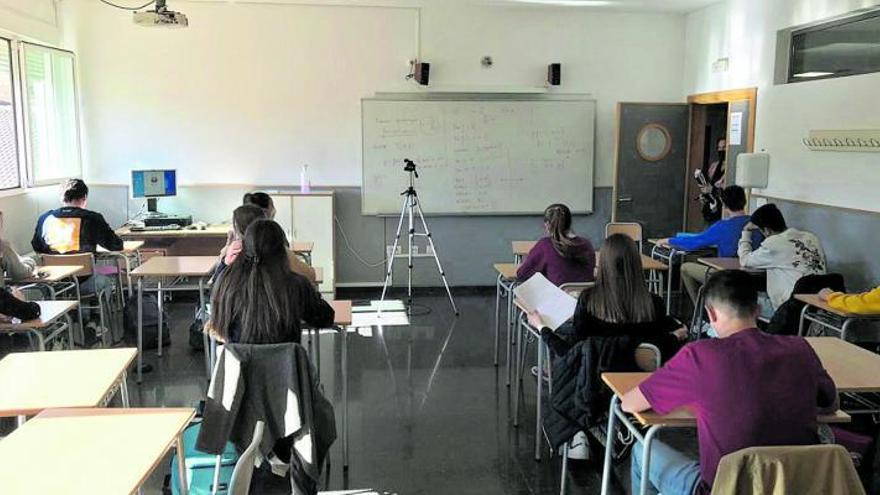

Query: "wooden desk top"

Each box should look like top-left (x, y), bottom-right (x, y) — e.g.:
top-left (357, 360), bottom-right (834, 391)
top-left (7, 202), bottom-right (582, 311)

top-left (331, 300), bottom-right (353, 326)
top-left (0, 407), bottom-right (194, 495)
top-left (98, 240), bottom-right (144, 254)
top-left (602, 372), bottom-right (850, 426)
top-left (131, 256), bottom-right (217, 277)
top-left (17, 265), bottom-right (83, 283)
top-left (292, 241), bottom-right (314, 254)
top-left (697, 257), bottom-right (763, 273)
top-left (314, 267), bottom-right (324, 285)
top-left (0, 348), bottom-right (137, 417)
top-left (494, 263), bottom-right (520, 280)
top-left (807, 337), bottom-right (880, 393)
top-left (512, 240), bottom-right (537, 257)
top-left (0, 300), bottom-right (79, 331)
top-left (117, 224), bottom-right (231, 238)
top-left (796, 294), bottom-right (880, 318)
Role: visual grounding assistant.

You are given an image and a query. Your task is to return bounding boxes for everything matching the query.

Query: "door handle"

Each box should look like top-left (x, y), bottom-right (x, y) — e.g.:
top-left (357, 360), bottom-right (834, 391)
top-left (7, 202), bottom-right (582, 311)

top-left (617, 195), bottom-right (633, 204)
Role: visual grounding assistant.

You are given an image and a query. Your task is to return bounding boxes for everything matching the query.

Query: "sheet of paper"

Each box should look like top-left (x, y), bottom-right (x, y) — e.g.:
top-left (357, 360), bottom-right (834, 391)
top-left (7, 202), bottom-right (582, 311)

top-left (729, 112), bottom-right (743, 146)
top-left (513, 273), bottom-right (577, 331)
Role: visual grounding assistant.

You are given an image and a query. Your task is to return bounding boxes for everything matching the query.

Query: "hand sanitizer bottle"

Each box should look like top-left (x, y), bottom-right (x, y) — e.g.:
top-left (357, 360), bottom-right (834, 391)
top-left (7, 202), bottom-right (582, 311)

top-left (301, 164), bottom-right (311, 194)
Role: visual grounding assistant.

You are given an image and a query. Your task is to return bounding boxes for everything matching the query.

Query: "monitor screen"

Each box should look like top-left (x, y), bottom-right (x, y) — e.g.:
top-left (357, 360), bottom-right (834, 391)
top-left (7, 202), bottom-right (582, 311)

top-left (131, 169), bottom-right (177, 198)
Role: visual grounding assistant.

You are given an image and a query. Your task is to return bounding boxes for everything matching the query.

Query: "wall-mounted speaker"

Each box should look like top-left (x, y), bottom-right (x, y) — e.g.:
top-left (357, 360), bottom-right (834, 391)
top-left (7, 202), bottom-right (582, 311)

top-left (414, 62), bottom-right (430, 86)
top-left (547, 63), bottom-right (561, 86)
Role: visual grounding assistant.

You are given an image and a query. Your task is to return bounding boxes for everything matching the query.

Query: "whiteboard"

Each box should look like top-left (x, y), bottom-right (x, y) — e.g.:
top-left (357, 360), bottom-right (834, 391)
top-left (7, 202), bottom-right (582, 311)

top-left (362, 96), bottom-right (595, 215)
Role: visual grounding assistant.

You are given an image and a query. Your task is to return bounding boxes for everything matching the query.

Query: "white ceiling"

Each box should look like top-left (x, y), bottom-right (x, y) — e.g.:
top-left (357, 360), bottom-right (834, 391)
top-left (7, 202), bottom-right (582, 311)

top-left (182, 0), bottom-right (723, 15)
top-left (483, 0), bottom-right (721, 13)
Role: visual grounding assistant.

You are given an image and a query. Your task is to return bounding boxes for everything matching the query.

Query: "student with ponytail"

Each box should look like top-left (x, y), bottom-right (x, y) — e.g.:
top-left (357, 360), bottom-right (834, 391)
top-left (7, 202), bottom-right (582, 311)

top-left (210, 219), bottom-right (333, 344)
top-left (516, 203), bottom-right (596, 286)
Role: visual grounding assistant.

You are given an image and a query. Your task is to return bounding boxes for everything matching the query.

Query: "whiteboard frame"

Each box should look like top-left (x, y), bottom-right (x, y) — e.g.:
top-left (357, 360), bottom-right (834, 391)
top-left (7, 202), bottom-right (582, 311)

top-left (361, 93), bottom-right (596, 217)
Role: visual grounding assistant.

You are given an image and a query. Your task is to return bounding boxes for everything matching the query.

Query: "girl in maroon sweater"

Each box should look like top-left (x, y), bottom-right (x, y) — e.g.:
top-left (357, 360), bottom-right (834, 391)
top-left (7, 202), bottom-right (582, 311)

top-left (517, 204), bottom-right (595, 286)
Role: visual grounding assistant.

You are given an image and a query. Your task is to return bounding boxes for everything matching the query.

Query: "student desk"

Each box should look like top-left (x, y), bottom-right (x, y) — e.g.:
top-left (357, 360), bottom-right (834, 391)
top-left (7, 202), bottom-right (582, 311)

top-left (131, 256), bottom-right (217, 383)
top-left (807, 337), bottom-right (880, 393)
top-left (796, 294), bottom-right (880, 341)
top-left (97, 240), bottom-right (144, 299)
top-left (329, 300), bottom-right (353, 469)
top-left (512, 241), bottom-right (535, 263)
top-left (494, 263), bottom-right (520, 383)
top-left (0, 407), bottom-right (194, 495)
top-left (13, 265), bottom-right (86, 337)
top-left (0, 348), bottom-right (136, 426)
top-left (598, 372), bottom-right (850, 495)
top-left (0, 300), bottom-right (78, 351)
top-left (648, 239), bottom-right (716, 315)
top-left (293, 241), bottom-right (315, 265)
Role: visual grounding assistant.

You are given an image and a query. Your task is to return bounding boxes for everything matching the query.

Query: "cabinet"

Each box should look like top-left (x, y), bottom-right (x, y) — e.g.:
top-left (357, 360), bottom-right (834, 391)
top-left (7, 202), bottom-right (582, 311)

top-left (271, 192), bottom-right (335, 295)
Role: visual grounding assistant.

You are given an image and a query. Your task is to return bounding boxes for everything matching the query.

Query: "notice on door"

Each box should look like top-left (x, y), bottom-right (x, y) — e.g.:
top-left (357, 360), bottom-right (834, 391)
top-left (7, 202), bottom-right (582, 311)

top-left (729, 112), bottom-right (743, 146)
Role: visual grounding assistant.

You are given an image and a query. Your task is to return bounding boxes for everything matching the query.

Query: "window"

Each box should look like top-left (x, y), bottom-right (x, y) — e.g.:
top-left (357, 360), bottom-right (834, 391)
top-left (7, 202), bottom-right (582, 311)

top-left (20, 42), bottom-right (81, 185)
top-left (779, 8), bottom-right (880, 83)
top-left (0, 38), bottom-right (20, 190)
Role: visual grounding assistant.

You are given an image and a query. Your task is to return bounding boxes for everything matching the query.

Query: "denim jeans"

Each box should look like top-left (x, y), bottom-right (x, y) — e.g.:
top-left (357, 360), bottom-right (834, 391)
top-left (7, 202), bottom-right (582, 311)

top-left (631, 437), bottom-right (700, 495)
top-left (79, 273), bottom-right (113, 296)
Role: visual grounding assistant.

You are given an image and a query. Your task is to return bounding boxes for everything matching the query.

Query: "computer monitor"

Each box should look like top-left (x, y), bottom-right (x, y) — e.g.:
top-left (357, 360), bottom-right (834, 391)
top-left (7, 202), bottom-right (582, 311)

top-left (131, 169), bottom-right (177, 212)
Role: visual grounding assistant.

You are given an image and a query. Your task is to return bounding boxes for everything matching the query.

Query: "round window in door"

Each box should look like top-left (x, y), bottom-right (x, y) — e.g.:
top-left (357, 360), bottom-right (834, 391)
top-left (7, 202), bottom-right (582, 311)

top-left (636, 123), bottom-right (672, 162)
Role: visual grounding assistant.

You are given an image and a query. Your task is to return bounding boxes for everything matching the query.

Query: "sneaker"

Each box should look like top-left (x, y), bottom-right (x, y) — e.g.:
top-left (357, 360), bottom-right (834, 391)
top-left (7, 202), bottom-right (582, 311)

top-left (566, 431), bottom-right (590, 460)
top-left (530, 365), bottom-right (550, 384)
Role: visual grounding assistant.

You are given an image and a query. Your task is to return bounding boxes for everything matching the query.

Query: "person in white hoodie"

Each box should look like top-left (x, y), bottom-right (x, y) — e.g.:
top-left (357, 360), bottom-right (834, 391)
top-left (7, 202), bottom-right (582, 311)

top-left (738, 203), bottom-right (826, 314)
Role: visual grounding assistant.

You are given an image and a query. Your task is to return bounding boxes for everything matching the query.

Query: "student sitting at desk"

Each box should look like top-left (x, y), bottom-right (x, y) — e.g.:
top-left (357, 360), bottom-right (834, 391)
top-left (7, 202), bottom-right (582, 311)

top-left (210, 219), bottom-right (333, 344)
top-left (243, 191), bottom-right (276, 220)
top-left (621, 270), bottom-right (838, 495)
top-left (517, 203), bottom-right (595, 286)
top-left (819, 285), bottom-right (880, 315)
top-left (31, 179), bottom-right (123, 294)
top-left (658, 186), bottom-right (759, 307)
top-left (0, 287), bottom-right (41, 322)
top-left (217, 205), bottom-right (316, 282)
top-left (527, 234), bottom-right (685, 460)
top-left (738, 203), bottom-right (826, 314)
top-left (0, 211), bottom-right (36, 283)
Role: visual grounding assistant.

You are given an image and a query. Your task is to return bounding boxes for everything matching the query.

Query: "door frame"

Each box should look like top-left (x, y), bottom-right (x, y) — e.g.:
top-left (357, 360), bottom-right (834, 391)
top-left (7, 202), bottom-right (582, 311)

top-left (611, 101), bottom-right (690, 223)
top-left (683, 87), bottom-right (758, 230)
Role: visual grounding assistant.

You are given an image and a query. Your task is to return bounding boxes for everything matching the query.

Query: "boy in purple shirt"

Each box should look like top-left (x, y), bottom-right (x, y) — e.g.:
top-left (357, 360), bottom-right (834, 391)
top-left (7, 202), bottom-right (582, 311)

top-left (621, 270), bottom-right (837, 495)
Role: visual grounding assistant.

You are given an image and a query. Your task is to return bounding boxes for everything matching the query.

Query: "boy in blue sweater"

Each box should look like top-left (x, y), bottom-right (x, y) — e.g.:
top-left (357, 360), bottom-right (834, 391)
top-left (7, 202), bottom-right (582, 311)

top-left (658, 186), bottom-right (760, 306)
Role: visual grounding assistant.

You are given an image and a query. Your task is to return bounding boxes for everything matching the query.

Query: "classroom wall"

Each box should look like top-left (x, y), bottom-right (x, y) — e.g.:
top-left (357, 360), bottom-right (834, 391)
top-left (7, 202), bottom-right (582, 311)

top-left (51, 0), bottom-right (681, 286)
top-left (0, 0), bottom-right (58, 42)
top-left (683, 0), bottom-right (880, 214)
top-left (57, 0), bottom-right (685, 188)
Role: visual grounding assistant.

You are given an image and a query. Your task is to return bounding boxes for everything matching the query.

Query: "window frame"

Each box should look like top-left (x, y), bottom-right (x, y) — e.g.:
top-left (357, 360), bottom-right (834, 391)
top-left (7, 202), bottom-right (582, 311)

top-left (0, 35), bottom-right (23, 191)
top-left (779, 7), bottom-right (880, 84)
top-left (18, 41), bottom-right (83, 187)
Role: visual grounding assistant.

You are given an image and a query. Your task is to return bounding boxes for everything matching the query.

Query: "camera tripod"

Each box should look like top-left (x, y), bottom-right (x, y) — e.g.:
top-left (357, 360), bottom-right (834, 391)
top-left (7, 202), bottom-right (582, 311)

top-left (379, 159), bottom-right (459, 315)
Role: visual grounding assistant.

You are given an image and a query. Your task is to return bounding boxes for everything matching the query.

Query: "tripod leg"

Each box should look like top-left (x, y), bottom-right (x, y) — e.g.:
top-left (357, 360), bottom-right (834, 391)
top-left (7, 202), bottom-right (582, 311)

top-left (380, 195), bottom-right (410, 306)
top-left (413, 199), bottom-right (459, 315)
top-left (407, 195), bottom-right (415, 314)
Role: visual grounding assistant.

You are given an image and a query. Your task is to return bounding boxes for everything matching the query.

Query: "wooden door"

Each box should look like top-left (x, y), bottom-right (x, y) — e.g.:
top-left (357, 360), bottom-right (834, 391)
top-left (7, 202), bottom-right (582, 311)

top-left (613, 103), bottom-right (690, 238)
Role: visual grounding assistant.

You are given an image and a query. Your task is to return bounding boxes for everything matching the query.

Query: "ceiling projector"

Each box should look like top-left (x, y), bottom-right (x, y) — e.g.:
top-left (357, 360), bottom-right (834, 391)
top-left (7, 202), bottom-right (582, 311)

top-left (133, 0), bottom-right (188, 28)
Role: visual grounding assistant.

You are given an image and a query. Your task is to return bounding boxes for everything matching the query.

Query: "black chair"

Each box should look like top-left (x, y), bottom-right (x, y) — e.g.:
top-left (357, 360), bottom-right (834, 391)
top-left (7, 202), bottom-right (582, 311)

top-left (766, 273), bottom-right (846, 335)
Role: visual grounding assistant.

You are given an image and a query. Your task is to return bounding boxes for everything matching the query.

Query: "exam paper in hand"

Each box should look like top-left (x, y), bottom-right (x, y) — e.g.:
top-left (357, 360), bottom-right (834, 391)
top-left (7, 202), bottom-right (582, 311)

top-left (514, 273), bottom-right (577, 331)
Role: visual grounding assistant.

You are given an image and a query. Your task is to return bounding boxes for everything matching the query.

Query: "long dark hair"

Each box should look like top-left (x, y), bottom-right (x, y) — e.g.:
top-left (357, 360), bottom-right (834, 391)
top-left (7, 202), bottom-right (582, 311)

top-left (544, 204), bottom-right (585, 260)
top-left (211, 219), bottom-right (298, 344)
top-left (584, 233), bottom-right (656, 323)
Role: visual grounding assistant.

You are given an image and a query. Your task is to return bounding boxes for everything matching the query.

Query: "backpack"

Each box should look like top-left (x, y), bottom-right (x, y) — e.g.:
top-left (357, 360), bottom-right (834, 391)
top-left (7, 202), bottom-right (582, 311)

top-left (123, 293), bottom-right (171, 349)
